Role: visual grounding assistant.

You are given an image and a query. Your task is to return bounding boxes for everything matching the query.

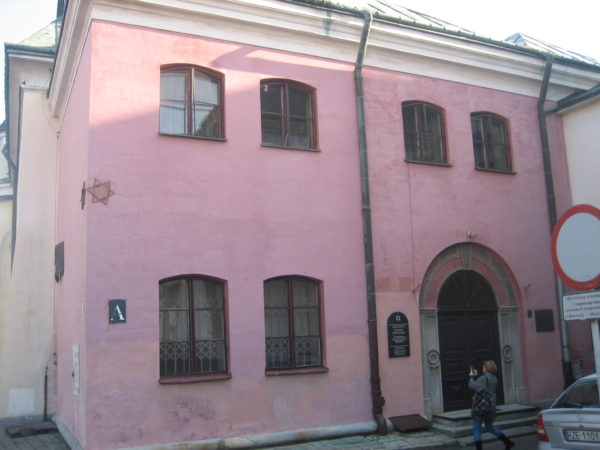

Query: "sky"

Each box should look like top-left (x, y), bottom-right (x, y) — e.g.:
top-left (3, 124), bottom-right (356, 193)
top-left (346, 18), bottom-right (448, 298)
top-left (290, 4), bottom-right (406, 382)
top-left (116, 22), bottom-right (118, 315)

top-left (1, 0), bottom-right (599, 123)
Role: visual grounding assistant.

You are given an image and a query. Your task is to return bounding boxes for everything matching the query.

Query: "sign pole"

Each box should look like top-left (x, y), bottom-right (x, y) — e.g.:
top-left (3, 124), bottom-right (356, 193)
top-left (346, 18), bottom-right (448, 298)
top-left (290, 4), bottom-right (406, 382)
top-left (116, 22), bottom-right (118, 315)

top-left (592, 320), bottom-right (600, 396)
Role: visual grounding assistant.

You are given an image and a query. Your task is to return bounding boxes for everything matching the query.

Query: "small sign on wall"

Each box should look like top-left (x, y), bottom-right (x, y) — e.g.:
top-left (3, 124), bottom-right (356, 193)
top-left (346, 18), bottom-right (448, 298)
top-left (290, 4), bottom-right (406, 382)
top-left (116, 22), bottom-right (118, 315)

top-left (55, 242), bottom-right (64, 283)
top-left (387, 312), bottom-right (410, 357)
top-left (534, 309), bottom-right (554, 332)
top-left (108, 299), bottom-right (127, 324)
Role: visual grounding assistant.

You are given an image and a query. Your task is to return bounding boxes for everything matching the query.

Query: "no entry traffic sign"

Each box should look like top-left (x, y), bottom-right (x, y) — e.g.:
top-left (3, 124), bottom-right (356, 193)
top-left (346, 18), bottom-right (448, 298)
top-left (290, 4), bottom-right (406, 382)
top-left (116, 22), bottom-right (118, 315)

top-left (551, 204), bottom-right (600, 291)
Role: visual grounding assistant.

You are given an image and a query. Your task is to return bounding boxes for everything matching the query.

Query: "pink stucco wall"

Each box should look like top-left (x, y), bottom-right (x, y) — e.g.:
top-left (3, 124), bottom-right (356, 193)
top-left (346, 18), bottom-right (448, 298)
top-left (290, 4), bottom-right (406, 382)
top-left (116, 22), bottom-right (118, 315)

top-left (57, 21), bottom-right (372, 449)
top-left (364, 68), bottom-right (567, 406)
top-left (55, 18), bottom-right (574, 449)
top-left (55, 33), bottom-right (92, 446)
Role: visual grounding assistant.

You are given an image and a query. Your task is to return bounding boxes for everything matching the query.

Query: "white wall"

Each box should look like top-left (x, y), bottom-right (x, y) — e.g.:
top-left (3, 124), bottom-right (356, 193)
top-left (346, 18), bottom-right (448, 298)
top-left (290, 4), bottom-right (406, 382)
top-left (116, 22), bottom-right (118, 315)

top-left (562, 99), bottom-right (600, 208)
top-left (0, 87), bottom-right (57, 421)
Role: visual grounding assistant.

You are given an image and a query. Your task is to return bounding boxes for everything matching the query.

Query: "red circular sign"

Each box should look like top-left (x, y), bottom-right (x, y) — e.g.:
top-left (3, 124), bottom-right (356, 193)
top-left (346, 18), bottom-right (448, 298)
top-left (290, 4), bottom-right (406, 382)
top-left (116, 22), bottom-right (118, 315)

top-left (551, 204), bottom-right (600, 291)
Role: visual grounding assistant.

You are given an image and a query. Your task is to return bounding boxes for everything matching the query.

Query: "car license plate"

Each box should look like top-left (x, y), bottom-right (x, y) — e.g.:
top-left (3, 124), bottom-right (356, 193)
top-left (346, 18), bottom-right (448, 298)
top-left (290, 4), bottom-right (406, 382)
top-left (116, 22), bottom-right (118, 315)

top-left (564, 429), bottom-right (600, 442)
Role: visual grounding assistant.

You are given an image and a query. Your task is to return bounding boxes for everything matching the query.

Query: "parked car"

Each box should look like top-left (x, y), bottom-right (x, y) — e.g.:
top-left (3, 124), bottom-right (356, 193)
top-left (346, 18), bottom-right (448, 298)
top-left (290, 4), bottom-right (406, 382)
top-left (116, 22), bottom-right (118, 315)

top-left (537, 373), bottom-right (600, 449)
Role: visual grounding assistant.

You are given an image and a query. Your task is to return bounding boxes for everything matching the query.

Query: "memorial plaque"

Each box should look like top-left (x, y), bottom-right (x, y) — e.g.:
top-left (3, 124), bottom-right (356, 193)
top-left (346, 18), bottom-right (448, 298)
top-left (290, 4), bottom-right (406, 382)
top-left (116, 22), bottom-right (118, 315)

top-left (388, 312), bottom-right (410, 357)
top-left (55, 242), bottom-right (64, 283)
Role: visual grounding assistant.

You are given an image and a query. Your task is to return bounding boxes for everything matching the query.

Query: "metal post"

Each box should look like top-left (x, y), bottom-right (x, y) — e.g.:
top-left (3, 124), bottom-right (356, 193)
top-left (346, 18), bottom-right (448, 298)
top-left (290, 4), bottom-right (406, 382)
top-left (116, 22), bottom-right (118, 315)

top-left (590, 320), bottom-right (600, 394)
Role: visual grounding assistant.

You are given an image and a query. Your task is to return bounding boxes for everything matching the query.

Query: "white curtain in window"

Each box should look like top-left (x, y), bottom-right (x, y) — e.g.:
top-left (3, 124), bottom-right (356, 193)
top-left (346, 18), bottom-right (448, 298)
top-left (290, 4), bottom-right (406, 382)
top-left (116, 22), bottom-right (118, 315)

top-left (160, 71), bottom-right (187, 134)
top-left (194, 72), bottom-right (218, 104)
top-left (192, 73), bottom-right (219, 136)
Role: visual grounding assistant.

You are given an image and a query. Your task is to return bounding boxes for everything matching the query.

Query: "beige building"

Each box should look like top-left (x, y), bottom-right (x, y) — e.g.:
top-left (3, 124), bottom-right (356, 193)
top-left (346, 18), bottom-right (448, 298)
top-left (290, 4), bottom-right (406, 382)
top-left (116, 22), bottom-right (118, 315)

top-left (0, 122), bottom-right (12, 419)
top-left (555, 85), bottom-right (600, 377)
top-left (559, 93), bottom-right (600, 209)
top-left (0, 21), bottom-right (59, 423)
top-left (506, 33), bottom-right (600, 210)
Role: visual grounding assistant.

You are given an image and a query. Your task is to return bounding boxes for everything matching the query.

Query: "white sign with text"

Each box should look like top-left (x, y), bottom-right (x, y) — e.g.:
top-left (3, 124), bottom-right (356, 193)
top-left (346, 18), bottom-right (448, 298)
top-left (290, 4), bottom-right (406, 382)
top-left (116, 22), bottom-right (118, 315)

top-left (563, 291), bottom-right (600, 321)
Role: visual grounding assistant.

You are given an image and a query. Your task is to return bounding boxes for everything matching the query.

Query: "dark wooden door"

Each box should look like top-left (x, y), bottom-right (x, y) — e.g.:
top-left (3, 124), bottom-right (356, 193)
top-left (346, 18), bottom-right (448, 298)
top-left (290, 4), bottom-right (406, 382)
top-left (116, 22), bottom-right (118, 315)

top-left (437, 271), bottom-right (504, 411)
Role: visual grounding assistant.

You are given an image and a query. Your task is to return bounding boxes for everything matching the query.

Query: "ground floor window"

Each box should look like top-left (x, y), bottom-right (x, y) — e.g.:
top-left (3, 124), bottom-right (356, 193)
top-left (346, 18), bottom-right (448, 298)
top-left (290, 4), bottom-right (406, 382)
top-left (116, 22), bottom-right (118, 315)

top-left (264, 276), bottom-right (323, 370)
top-left (159, 275), bottom-right (227, 378)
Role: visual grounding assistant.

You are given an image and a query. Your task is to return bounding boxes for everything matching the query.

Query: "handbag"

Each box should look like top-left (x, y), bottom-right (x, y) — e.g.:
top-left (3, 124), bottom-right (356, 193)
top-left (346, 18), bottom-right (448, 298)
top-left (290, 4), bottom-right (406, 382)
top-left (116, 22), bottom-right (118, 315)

top-left (473, 376), bottom-right (493, 417)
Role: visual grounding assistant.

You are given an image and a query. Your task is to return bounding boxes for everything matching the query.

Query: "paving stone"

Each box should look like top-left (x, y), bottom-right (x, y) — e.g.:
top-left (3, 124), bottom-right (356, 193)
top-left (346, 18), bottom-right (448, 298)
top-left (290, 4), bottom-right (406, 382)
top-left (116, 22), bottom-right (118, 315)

top-left (1, 430), bottom-right (69, 450)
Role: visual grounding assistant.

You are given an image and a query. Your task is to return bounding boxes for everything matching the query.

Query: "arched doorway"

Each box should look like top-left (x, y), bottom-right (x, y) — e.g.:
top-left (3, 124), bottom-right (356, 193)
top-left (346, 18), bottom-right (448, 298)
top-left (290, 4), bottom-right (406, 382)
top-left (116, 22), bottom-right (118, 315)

top-left (419, 243), bottom-right (525, 417)
top-left (437, 270), bottom-right (504, 411)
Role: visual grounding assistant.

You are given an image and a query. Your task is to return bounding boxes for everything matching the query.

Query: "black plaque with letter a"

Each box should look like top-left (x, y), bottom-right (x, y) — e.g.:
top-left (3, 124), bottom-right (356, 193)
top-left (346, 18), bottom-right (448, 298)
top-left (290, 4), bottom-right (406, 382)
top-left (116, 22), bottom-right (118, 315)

top-left (108, 299), bottom-right (127, 324)
top-left (387, 312), bottom-right (410, 357)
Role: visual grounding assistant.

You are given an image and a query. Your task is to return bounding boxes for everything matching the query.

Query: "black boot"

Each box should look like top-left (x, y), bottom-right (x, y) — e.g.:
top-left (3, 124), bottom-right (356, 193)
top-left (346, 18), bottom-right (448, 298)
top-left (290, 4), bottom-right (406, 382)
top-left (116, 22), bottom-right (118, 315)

top-left (475, 441), bottom-right (482, 450)
top-left (498, 433), bottom-right (515, 449)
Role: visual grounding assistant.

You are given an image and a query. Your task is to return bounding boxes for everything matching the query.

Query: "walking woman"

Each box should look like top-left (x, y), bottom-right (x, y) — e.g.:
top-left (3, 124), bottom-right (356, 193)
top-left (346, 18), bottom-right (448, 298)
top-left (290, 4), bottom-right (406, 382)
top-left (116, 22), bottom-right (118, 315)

top-left (469, 360), bottom-right (515, 449)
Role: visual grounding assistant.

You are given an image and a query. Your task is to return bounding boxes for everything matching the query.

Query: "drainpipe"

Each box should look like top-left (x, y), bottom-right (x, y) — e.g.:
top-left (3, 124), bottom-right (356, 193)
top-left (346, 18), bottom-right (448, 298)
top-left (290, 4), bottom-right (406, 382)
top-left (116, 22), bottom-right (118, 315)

top-left (537, 55), bottom-right (573, 388)
top-left (537, 56), bottom-right (557, 228)
top-left (354, 9), bottom-right (387, 434)
top-left (8, 84), bottom-right (26, 266)
top-left (44, 365), bottom-right (48, 422)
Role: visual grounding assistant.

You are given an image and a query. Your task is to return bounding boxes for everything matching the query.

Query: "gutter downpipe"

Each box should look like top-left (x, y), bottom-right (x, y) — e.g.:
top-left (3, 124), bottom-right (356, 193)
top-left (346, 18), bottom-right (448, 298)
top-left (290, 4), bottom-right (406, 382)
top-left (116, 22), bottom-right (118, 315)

top-left (8, 84), bottom-right (26, 266)
top-left (354, 9), bottom-right (387, 434)
top-left (537, 55), bottom-right (573, 388)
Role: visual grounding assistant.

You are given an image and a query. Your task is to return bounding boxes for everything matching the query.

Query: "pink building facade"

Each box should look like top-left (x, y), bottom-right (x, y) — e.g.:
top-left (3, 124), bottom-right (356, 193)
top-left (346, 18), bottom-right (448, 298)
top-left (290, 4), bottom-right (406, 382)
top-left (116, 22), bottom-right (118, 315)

top-left (32, 0), bottom-right (600, 448)
top-left (55, 20), bottom-right (375, 449)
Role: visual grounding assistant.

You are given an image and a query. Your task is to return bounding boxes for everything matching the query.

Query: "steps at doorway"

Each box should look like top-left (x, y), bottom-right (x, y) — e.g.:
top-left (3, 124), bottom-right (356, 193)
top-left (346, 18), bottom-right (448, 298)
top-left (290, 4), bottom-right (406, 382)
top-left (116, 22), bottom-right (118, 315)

top-left (431, 403), bottom-right (539, 439)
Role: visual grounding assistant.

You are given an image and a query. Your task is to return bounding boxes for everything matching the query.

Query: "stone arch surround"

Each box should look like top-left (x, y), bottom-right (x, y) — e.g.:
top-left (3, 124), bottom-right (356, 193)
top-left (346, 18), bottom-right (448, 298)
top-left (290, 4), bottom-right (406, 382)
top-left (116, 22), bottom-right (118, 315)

top-left (419, 243), bottom-right (527, 417)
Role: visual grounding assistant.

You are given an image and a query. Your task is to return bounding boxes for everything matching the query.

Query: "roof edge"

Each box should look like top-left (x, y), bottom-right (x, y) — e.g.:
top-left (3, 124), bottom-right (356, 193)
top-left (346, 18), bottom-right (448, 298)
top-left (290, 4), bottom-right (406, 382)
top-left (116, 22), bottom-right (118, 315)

top-left (282, 0), bottom-right (600, 72)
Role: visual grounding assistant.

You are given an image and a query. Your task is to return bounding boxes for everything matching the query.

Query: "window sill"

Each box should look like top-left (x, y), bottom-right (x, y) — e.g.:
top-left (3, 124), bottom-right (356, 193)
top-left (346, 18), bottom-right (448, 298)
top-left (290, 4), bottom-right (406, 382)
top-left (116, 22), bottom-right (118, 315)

top-left (475, 167), bottom-right (517, 175)
top-left (261, 143), bottom-right (320, 153)
top-left (405, 159), bottom-right (452, 167)
top-left (265, 366), bottom-right (329, 376)
top-left (159, 373), bottom-right (231, 384)
top-left (159, 132), bottom-right (227, 142)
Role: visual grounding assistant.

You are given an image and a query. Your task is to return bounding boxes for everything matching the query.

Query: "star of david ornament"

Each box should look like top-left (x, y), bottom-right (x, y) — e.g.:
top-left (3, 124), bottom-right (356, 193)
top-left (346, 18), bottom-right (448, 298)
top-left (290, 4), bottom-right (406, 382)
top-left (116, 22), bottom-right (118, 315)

top-left (86, 178), bottom-right (115, 205)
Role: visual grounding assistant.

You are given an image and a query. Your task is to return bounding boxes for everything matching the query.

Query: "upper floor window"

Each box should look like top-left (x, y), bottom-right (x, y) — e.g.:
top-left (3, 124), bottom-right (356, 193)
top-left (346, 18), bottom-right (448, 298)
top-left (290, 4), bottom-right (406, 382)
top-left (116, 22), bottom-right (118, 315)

top-left (260, 80), bottom-right (316, 150)
top-left (264, 276), bottom-right (323, 371)
top-left (160, 66), bottom-right (224, 139)
top-left (471, 113), bottom-right (512, 172)
top-left (159, 275), bottom-right (228, 380)
top-left (402, 101), bottom-right (447, 165)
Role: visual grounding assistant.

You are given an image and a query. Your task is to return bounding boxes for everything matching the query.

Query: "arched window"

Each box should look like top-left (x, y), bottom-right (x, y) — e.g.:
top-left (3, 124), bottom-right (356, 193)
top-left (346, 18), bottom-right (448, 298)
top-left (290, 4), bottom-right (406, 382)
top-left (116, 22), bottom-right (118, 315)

top-left (402, 101), bottom-right (447, 164)
top-left (471, 112), bottom-right (512, 172)
top-left (159, 275), bottom-right (228, 379)
top-left (264, 276), bottom-right (323, 370)
top-left (160, 65), bottom-right (224, 139)
top-left (260, 80), bottom-right (316, 150)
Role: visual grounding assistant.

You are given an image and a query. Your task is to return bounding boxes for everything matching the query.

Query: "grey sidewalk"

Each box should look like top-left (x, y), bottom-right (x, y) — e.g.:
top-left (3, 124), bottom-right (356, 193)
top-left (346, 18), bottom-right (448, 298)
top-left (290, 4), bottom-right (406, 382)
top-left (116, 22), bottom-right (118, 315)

top-left (268, 429), bottom-right (459, 449)
top-left (0, 425), bottom-right (535, 449)
top-left (268, 427), bottom-right (539, 449)
top-left (2, 428), bottom-right (456, 450)
top-left (0, 430), bottom-right (69, 449)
